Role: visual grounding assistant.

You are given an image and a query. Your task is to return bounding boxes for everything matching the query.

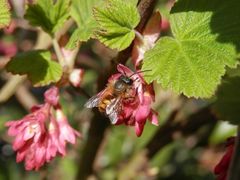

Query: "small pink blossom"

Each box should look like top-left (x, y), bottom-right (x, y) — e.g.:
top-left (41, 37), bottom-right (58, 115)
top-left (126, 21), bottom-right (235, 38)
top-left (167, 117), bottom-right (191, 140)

top-left (132, 11), bottom-right (161, 68)
top-left (113, 64), bottom-right (158, 136)
top-left (69, 68), bottom-right (84, 87)
top-left (5, 86), bottom-right (80, 170)
top-left (55, 108), bottom-right (80, 145)
top-left (0, 40), bottom-right (17, 57)
top-left (44, 86), bottom-right (59, 106)
top-left (59, 48), bottom-right (85, 87)
top-left (61, 48), bottom-right (76, 67)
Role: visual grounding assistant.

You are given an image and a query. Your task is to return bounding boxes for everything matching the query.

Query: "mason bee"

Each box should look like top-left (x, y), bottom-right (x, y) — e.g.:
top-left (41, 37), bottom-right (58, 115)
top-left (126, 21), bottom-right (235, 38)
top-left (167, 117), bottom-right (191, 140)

top-left (84, 75), bottom-right (136, 124)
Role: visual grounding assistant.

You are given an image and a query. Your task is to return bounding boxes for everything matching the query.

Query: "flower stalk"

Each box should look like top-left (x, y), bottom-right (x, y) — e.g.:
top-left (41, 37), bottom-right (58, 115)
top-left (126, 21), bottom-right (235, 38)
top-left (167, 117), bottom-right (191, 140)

top-left (52, 37), bottom-right (66, 67)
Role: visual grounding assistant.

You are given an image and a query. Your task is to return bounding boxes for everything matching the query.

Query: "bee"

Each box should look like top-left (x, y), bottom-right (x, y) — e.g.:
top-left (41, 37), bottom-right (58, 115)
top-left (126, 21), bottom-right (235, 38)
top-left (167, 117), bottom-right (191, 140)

top-left (84, 75), bottom-right (135, 124)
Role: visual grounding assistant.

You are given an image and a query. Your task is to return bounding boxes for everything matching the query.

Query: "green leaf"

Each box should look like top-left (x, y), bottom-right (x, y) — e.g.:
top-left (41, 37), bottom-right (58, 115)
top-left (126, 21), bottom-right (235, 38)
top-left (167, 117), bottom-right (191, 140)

top-left (214, 77), bottom-right (240, 125)
top-left (66, 0), bottom-right (100, 49)
top-left (6, 50), bottom-right (63, 86)
top-left (123, 0), bottom-right (138, 6)
top-left (24, 0), bottom-right (70, 35)
top-left (93, 0), bottom-right (140, 51)
top-left (142, 0), bottom-right (240, 98)
top-left (0, 0), bottom-right (10, 28)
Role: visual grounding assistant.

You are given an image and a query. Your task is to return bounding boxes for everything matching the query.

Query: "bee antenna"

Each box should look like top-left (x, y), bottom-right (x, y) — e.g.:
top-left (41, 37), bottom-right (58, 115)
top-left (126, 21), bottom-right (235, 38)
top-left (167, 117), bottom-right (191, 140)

top-left (129, 69), bottom-right (151, 78)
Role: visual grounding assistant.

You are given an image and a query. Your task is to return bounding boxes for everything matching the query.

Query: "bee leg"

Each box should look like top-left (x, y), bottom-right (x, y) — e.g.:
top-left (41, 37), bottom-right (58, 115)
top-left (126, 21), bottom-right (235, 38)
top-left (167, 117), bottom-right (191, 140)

top-left (98, 100), bottom-right (111, 112)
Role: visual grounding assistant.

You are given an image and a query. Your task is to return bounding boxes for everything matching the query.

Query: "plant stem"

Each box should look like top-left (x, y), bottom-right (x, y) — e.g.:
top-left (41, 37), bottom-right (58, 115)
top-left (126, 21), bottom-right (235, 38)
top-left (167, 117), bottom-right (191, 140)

top-left (15, 85), bottom-right (38, 110)
top-left (227, 125), bottom-right (240, 180)
top-left (76, 110), bottom-right (109, 180)
top-left (134, 30), bottom-right (152, 50)
top-left (134, 30), bottom-right (145, 44)
top-left (136, 0), bottom-right (157, 32)
top-left (68, 44), bottom-right (81, 70)
top-left (52, 38), bottom-right (66, 67)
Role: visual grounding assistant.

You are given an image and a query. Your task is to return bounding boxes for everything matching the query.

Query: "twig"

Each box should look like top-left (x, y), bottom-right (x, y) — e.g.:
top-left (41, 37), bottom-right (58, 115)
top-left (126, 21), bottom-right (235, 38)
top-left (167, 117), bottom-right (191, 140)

top-left (76, 110), bottom-right (110, 180)
top-left (75, 0), bottom-right (158, 179)
top-left (227, 125), bottom-right (240, 180)
top-left (0, 75), bottom-right (26, 103)
top-left (136, 0), bottom-right (157, 32)
top-left (0, 57), bottom-right (10, 69)
top-left (15, 85), bottom-right (38, 111)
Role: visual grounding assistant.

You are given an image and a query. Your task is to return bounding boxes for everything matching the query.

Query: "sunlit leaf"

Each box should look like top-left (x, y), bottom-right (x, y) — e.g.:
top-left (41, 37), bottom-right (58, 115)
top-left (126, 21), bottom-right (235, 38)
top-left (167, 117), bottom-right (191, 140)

top-left (93, 0), bottom-right (140, 51)
top-left (24, 0), bottom-right (70, 35)
top-left (6, 50), bottom-right (63, 86)
top-left (66, 0), bottom-right (100, 49)
top-left (0, 0), bottom-right (10, 28)
top-left (142, 0), bottom-right (240, 98)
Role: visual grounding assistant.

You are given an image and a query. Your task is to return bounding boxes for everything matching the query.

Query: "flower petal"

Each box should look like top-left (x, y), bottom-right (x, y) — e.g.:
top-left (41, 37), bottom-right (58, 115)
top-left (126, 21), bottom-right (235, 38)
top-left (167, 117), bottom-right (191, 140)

top-left (135, 122), bottom-right (144, 137)
top-left (148, 111), bottom-right (159, 126)
top-left (117, 64), bottom-right (133, 76)
top-left (44, 86), bottom-right (59, 106)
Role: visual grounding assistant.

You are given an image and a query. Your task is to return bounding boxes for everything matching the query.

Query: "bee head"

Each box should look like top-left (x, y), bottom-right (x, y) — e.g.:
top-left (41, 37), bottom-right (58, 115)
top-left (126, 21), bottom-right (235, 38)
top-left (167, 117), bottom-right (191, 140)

top-left (113, 75), bottom-right (133, 93)
top-left (119, 75), bottom-right (133, 85)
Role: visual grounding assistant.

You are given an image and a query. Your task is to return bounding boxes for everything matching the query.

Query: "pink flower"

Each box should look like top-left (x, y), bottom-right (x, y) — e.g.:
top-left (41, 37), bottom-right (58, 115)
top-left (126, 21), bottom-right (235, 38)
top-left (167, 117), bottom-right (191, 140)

top-left (0, 40), bottom-right (17, 57)
top-left (69, 68), bottom-right (84, 87)
top-left (5, 86), bottom-right (80, 170)
top-left (132, 11), bottom-right (161, 68)
top-left (55, 108), bottom-right (80, 145)
top-left (44, 86), bottom-right (59, 106)
top-left (115, 64), bottom-right (158, 136)
top-left (214, 137), bottom-right (235, 180)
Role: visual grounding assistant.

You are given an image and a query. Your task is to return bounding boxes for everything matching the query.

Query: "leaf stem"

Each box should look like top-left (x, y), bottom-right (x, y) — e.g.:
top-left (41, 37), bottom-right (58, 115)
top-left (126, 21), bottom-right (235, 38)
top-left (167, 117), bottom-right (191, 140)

top-left (68, 43), bottom-right (81, 70)
top-left (134, 30), bottom-right (152, 49)
top-left (52, 38), bottom-right (66, 67)
top-left (227, 125), bottom-right (240, 180)
top-left (134, 30), bottom-right (145, 44)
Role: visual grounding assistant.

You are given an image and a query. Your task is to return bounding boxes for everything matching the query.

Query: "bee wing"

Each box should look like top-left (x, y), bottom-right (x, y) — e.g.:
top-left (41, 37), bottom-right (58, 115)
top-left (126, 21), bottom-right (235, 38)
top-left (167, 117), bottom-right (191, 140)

top-left (84, 90), bottom-right (105, 108)
top-left (106, 97), bottom-right (121, 124)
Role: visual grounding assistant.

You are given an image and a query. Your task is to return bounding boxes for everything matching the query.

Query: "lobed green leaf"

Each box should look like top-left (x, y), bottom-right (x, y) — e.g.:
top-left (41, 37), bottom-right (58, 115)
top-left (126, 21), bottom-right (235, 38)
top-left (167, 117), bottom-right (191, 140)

top-left (93, 0), bottom-right (140, 51)
top-left (142, 0), bottom-right (240, 98)
top-left (6, 50), bottom-right (63, 86)
top-left (0, 0), bottom-right (10, 28)
top-left (24, 0), bottom-right (70, 36)
top-left (66, 0), bottom-right (100, 49)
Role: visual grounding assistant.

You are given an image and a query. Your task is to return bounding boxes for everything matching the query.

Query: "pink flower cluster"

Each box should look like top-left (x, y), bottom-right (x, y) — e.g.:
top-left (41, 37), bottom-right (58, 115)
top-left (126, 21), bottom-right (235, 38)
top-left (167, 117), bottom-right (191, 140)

top-left (112, 64), bottom-right (158, 136)
top-left (5, 86), bottom-right (80, 170)
top-left (114, 12), bottom-right (161, 136)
